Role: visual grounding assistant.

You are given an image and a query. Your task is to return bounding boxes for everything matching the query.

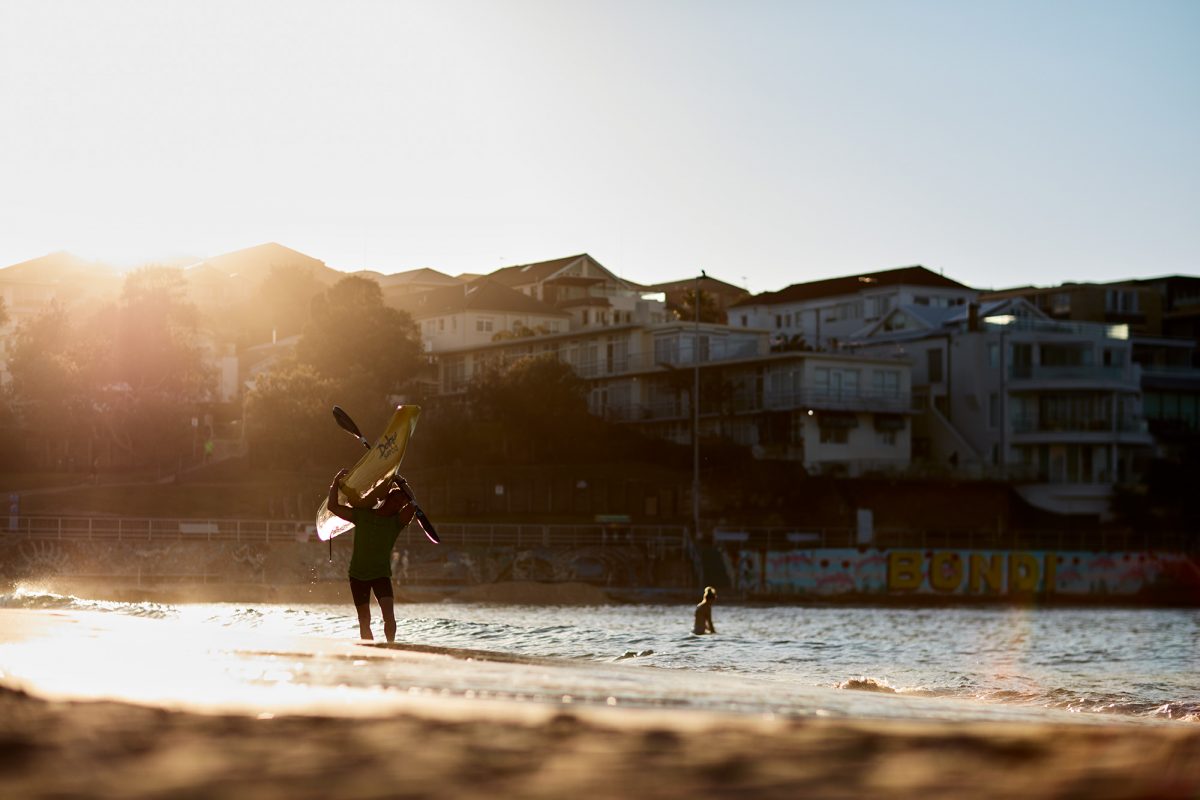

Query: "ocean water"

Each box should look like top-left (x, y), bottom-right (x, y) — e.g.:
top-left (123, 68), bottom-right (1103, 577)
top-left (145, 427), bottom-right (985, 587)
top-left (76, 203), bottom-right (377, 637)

top-left (1, 588), bottom-right (1197, 725)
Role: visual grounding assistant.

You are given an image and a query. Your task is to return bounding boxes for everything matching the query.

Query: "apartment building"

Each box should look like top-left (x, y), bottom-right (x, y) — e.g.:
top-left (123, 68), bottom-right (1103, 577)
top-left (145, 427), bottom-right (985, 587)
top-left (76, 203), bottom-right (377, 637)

top-left (851, 298), bottom-right (1153, 515)
top-left (420, 300), bottom-right (913, 476)
top-left (984, 276), bottom-right (1200, 451)
top-left (728, 265), bottom-right (978, 350)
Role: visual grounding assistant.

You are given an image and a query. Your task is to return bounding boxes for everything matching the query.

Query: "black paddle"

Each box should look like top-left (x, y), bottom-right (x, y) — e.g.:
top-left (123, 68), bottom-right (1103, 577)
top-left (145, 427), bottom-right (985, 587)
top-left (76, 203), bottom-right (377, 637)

top-left (331, 406), bottom-right (441, 544)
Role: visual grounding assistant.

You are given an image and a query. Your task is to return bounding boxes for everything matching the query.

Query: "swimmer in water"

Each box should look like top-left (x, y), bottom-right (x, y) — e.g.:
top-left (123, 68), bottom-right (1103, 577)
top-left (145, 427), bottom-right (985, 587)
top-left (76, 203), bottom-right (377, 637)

top-left (693, 586), bottom-right (716, 635)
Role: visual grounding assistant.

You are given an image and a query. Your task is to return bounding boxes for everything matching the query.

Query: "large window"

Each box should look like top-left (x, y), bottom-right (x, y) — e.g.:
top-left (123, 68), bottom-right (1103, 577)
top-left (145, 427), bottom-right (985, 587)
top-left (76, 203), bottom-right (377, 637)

top-left (814, 367), bottom-right (860, 399)
top-left (871, 369), bottom-right (900, 398)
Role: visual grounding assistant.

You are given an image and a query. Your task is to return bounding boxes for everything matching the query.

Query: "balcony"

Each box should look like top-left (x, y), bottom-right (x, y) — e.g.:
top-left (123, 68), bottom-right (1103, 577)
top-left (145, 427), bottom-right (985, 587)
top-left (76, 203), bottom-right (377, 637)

top-left (1010, 415), bottom-right (1149, 435)
top-left (601, 387), bottom-right (910, 423)
top-left (1008, 364), bottom-right (1135, 385)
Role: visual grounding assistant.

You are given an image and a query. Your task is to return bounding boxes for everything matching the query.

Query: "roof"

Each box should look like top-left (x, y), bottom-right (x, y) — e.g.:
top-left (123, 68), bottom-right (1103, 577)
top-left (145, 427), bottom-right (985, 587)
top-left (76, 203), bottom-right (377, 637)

top-left (185, 242), bottom-right (340, 287)
top-left (393, 278), bottom-right (570, 319)
top-left (0, 251), bottom-right (122, 282)
top-left (488, 254), bottom-right (590, 286)
top-left (486, 253), bottom-right (633, 290)
top-left (730, 266), bottom-right (974, 308)
top-left (643, 275), bottom-right (748, 295)
top-left (383, 267), bottom-right (462, 286)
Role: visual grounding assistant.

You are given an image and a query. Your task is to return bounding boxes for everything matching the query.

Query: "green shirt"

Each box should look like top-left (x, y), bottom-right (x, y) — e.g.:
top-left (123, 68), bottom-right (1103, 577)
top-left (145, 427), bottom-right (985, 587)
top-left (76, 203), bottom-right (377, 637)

top-left (347, 508), bottom-right (404, 581)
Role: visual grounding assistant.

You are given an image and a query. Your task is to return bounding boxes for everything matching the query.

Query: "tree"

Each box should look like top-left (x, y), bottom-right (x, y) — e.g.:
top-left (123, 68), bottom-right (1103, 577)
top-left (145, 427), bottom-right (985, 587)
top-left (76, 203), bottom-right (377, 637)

top-left (246, 264), bottom-right (325, 344)
top-left (243, 362), bottom-right (337, 468)
top-left (466, 354), bottom-right (597, 463)
top-left (673, 287), bottom-right (723, 324)
top-left (296, 275), bottom-right (423, 432)
top-left (93, 266), bottom-right (215, 467)
top-left (6, 302), bottom-right (98, 465)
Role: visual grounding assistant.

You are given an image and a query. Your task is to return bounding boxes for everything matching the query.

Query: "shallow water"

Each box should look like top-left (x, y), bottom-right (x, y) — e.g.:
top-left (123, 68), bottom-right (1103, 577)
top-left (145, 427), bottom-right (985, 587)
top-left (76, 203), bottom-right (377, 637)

top-left (2, 588), bottom-right (1197, 723)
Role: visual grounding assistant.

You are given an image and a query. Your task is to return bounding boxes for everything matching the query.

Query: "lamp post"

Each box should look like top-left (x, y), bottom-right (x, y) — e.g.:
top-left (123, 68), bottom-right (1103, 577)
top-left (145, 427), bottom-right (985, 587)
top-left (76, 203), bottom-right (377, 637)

top-left (693, 270), bottom-right (706, 543)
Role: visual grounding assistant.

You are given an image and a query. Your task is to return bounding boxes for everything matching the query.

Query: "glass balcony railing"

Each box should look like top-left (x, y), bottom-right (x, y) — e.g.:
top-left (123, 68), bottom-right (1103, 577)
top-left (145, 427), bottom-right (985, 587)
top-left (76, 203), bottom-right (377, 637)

top-left (1010, 415), bottom-right (1149, 434)
top-left (1008, 364), bottom-right (1132, 383)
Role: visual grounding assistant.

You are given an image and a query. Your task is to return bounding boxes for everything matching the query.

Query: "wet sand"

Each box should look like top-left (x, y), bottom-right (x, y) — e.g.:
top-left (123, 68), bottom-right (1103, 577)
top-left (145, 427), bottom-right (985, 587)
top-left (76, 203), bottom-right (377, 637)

top-left (0, 609), bottom-right (1197, 799)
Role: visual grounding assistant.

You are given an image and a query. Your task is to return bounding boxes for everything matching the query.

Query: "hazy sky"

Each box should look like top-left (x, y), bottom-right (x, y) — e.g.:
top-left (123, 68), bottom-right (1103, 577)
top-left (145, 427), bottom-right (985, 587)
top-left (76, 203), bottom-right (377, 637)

top-left (1, 0), bottom-right (1196, 292)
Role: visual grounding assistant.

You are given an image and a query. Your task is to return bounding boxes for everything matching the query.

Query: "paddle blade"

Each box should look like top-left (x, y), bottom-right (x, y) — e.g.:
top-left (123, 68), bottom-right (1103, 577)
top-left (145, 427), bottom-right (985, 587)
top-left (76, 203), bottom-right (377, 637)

top-left (332, 406), bottom-right (370, 449)
top-left (413, 507), bottom-right (440, 544)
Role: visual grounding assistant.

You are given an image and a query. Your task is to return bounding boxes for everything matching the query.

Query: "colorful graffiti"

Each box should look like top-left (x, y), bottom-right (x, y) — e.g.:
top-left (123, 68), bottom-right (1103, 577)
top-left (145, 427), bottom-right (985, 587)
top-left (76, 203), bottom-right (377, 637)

top-left (736, 548), bottom-right (1199, 598)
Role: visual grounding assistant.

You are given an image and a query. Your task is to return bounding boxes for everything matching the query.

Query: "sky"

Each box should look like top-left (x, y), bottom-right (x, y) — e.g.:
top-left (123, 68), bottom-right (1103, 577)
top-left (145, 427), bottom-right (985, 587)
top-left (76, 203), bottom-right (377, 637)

top-left (0, 0), bottom-right (1196, 293)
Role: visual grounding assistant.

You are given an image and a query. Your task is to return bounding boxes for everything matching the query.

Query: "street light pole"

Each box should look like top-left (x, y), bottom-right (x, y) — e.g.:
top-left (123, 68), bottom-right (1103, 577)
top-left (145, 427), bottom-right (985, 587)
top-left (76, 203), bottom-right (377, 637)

top-left (693, 270), bottom-right (705, 543)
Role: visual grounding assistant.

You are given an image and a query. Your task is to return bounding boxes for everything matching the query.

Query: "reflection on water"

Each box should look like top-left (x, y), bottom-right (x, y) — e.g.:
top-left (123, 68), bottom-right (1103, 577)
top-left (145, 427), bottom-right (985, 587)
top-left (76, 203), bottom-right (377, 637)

top-left (0, 587), bottom-right (1197, 723)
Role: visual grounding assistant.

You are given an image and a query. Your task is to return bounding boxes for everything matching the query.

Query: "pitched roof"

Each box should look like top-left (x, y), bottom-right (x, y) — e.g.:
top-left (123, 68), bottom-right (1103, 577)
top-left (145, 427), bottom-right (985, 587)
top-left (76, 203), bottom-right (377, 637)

top-left (0, 251), bottom-right (122, 282)
top-left (487, 254), bottom-right (613, 287)
top-left (730, 266), bottom-right (974, 308)
top-left (393, 278), bottom-right (570, 319)
top-left (381, 267), bottom-right (462, 287)
top-left (186, 242), bottom-right (338, 284)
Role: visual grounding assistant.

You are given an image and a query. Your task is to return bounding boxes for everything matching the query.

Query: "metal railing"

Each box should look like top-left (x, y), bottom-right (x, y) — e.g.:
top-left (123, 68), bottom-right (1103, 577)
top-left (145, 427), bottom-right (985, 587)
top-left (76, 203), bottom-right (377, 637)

top-left (2, 516), bottom-right (688, 548)
top-left (1010, 415), bottom-right (1149, 434)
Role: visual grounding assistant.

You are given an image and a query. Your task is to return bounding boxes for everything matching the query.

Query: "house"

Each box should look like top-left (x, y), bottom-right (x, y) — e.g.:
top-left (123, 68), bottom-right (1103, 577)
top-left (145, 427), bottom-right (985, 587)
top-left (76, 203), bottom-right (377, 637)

top-left (486, 253), bottom-right (669, 330)
top-left (374, 267), bottom-right (465, 307)
top-left (392, 278), bottom-right (573, 355)
top-left (425, 311), bottom-right (913, 476)
top-left (729, 265), bottom-right (978, 350)
top-left (850, 298), bottom-right (1153, 516)
top-left (984, 276), bottom-right (1200, 456)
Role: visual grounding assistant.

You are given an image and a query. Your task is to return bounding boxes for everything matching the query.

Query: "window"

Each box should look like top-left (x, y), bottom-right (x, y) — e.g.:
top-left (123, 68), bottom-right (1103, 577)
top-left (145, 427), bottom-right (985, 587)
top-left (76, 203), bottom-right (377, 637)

top-left (438, 318), bottom-right (445, 332)
top-left (475, 317), bottom-right (494, 333)
top-left (988, 342), bottom-right (1000, 368)
top-left (820, 427), bottom-right (849, 444)
top-left (914, 296), bottom-right (930, 306)
top-left (872, 369), bottom-right (900, 398)
top-left (989, 393), bottom-right (1000, 428)
top-left (1105, 289), bottom-right (1139, 314)
top-left (775, 315), bottom-right (783, 329)
top-left (927, 348), bottom-right (943, 382)
top-left (740, 314), bottom-right (748, 327)
top-left (878, 431), bottom-right (897, 446)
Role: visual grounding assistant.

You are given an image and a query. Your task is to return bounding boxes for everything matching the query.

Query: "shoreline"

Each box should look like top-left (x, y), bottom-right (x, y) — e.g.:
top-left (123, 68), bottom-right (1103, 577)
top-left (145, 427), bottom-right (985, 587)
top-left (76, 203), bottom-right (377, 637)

top-left (0, 605), bottom-right (1197, 799)
top-left (7, 577), bottom-right (1199, 609)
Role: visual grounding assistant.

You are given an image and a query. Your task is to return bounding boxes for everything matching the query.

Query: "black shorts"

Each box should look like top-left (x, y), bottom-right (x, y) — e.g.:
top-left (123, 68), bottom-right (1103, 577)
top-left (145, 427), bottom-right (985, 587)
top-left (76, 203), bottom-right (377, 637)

top-left (349, 576), bottom-right (394, 607)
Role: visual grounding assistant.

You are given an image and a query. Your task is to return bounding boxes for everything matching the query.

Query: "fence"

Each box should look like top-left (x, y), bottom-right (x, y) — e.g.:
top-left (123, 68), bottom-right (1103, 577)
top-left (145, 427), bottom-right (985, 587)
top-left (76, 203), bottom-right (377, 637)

top-left (3, 516), bottom-right (689, 549)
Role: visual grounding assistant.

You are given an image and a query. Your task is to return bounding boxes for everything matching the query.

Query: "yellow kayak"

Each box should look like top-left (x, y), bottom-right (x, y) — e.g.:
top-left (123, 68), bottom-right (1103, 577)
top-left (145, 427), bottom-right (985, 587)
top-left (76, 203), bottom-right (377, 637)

top-left (315, 405), bottom-right (421, 541)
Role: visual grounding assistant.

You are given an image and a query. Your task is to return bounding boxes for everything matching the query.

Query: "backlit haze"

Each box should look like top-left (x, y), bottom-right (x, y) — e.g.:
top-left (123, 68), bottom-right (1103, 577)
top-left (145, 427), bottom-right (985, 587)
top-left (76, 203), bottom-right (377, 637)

top-left (1, 0), bottom-right (1196, 291)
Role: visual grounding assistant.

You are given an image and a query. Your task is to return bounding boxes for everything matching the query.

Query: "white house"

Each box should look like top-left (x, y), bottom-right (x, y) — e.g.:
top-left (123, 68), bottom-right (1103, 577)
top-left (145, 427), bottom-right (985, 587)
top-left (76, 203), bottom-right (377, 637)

top-left (729, 265), bottom-right (978, 350)
top-left (850, 298), bottom-right (1153, 516)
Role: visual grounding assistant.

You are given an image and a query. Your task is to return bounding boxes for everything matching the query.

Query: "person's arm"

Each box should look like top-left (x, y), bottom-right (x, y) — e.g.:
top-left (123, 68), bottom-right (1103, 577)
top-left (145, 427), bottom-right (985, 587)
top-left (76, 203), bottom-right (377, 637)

top-left (705, 605), bottom-right (715, 634)
top-left (327, 469), bottom-right (355, 522)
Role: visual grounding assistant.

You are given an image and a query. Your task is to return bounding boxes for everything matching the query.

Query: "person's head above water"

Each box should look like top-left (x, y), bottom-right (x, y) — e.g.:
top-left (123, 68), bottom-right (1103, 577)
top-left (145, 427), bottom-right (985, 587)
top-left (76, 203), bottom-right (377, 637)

top-left (703, 586), bottom-right (717, 601)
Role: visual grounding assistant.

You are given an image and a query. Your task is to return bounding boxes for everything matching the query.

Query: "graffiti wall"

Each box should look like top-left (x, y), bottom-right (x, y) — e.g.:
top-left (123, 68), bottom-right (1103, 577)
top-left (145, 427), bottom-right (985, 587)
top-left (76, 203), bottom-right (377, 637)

top-left (736, 548), bottom-right (1200, 598)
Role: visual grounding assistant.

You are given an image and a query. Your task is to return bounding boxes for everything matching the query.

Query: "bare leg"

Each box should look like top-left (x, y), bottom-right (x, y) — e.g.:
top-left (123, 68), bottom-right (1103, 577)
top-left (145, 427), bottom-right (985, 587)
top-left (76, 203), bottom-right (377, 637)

top-left (379, 596), bottom-right (396, 643)
top-left (355, 603), bottom-right (373, 640)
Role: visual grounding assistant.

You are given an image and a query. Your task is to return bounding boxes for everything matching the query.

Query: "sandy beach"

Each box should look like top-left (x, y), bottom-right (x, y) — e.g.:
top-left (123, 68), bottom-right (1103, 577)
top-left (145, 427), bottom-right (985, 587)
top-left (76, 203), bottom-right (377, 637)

top-left (0, 608), bottom-right (1196, 799)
